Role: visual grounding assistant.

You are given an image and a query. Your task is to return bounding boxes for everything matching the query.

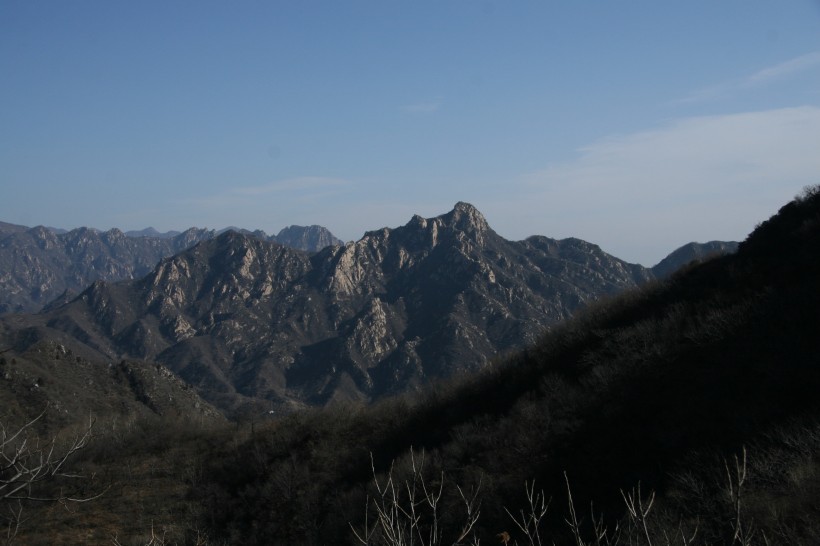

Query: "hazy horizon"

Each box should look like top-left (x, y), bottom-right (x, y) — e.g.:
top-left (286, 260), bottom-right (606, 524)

top-left (3, 2), bottom-right (820, 265)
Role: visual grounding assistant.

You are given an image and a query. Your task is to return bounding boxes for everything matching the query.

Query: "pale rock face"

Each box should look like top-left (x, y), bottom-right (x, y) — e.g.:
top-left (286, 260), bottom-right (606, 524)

top-left (328, 244), bottom-right (364, 296)
top-left (149, 260), bottom-right (191, 307)
top-left (237, 248), bottom-right (256, 280)
top-left (347, 298), bottom-right (399, 366)
top-left (327, 240), bottom-right (386, 297)
top-left (451, 201), bottom-right (490, 233)
top-left (165, 314), bottom-right (196, 342)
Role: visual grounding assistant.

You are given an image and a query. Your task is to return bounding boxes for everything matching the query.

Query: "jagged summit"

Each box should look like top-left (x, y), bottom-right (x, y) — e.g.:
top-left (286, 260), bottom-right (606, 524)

top-left (390, 202), bottom-right (491, 245)
top-left (446, 201), bottom-right (490, 233)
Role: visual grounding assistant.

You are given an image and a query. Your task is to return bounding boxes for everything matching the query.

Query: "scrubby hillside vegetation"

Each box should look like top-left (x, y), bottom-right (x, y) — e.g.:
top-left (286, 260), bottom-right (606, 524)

top-left (5, 187), bottom-right (820, 544)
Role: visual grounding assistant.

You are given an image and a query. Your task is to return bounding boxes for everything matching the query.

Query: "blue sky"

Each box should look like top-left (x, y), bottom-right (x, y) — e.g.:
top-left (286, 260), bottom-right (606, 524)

top-left (2, 1), bottom-right (820, 265)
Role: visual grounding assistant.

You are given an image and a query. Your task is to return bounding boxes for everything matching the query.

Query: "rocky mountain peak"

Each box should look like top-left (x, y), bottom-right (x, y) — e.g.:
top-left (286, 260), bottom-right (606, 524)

top-left (433, 202), bottom-right (491, 248)
top-left (394, 203), bottom-right (491, 251)
top-left (103, 228), bottom-right (126, 243)
top-left (440, 201), bottom-right (489, 237)
top-left (453, 200), bottom-right (480, 214)
top-left (449, 201), bottom-right (488, 229)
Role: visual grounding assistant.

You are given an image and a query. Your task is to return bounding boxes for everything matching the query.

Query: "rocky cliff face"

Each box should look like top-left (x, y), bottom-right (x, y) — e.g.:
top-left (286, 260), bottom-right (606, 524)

top-left (3, 203), bottom-right (654, 414)
top-left (0, 223), bottom-right (343, 314)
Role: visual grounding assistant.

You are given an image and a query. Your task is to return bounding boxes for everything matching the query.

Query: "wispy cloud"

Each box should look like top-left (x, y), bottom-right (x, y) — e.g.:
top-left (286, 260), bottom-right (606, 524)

top-left (676, 50), bottom-right (820, 104)
top-left (401, 100), bottom-right (442, 113)
top-left (746, 51), bottom-right (820, 85)
top-left (485, 107), bottom-right (820, 265)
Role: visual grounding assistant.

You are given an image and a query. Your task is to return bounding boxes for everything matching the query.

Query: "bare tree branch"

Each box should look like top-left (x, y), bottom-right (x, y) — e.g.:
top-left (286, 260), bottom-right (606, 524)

top-left (1, 408), bottom-right (101, 544)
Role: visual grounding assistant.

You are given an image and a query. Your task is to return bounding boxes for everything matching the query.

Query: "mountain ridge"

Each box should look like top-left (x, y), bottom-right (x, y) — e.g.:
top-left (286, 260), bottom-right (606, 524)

top-left (0, 222), bottom-right (343, 314)
top-left (2, 202), bottom-right (658, 414)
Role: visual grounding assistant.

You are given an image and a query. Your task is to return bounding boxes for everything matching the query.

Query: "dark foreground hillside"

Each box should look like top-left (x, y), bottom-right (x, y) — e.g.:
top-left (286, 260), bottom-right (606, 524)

top-left (6, 187), bottom-right (820, 544)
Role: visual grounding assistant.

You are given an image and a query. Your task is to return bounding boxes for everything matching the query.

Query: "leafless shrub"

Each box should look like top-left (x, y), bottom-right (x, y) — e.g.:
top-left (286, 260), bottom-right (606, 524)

top-left (1, 408), bottom-right (102, 544)
top-left (505, 480), bottom-right (550, 546)
top-left (723, 446), bottom-right (771, 546)
top-left (351, 449), bottom-right (481, 546)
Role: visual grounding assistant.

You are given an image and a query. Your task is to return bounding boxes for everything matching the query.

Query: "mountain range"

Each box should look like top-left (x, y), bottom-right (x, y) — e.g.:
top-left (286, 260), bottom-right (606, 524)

top-left (5, 193), bottom-right (813, 544)
top-left (0, 222), bottom-right (342, 314)
top-left (0, 204), bottom-right (737, 416)
top-left (0, 204), bottom-right (686, 413)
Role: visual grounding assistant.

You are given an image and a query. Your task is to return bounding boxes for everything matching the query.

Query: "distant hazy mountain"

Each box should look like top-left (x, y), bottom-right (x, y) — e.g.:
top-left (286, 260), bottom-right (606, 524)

top-left (0, 226), bottom-right (215, 314)
top-left (0, 226), bottom-right (213, 313)
top-left (0, 221), bottom-right (29, 235)
top-left (125, 227), bottom-right (182, 239)
top-left (2, 203), bottom-right (653, 414)
top-left (651, 240), bottom-right (739, 278)
top-left (275, 225), bottom-right (344, 252)
top-left (216, 224), bottom-right (343, 251)
top-left (0, 223), bottom-right (343, 314)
